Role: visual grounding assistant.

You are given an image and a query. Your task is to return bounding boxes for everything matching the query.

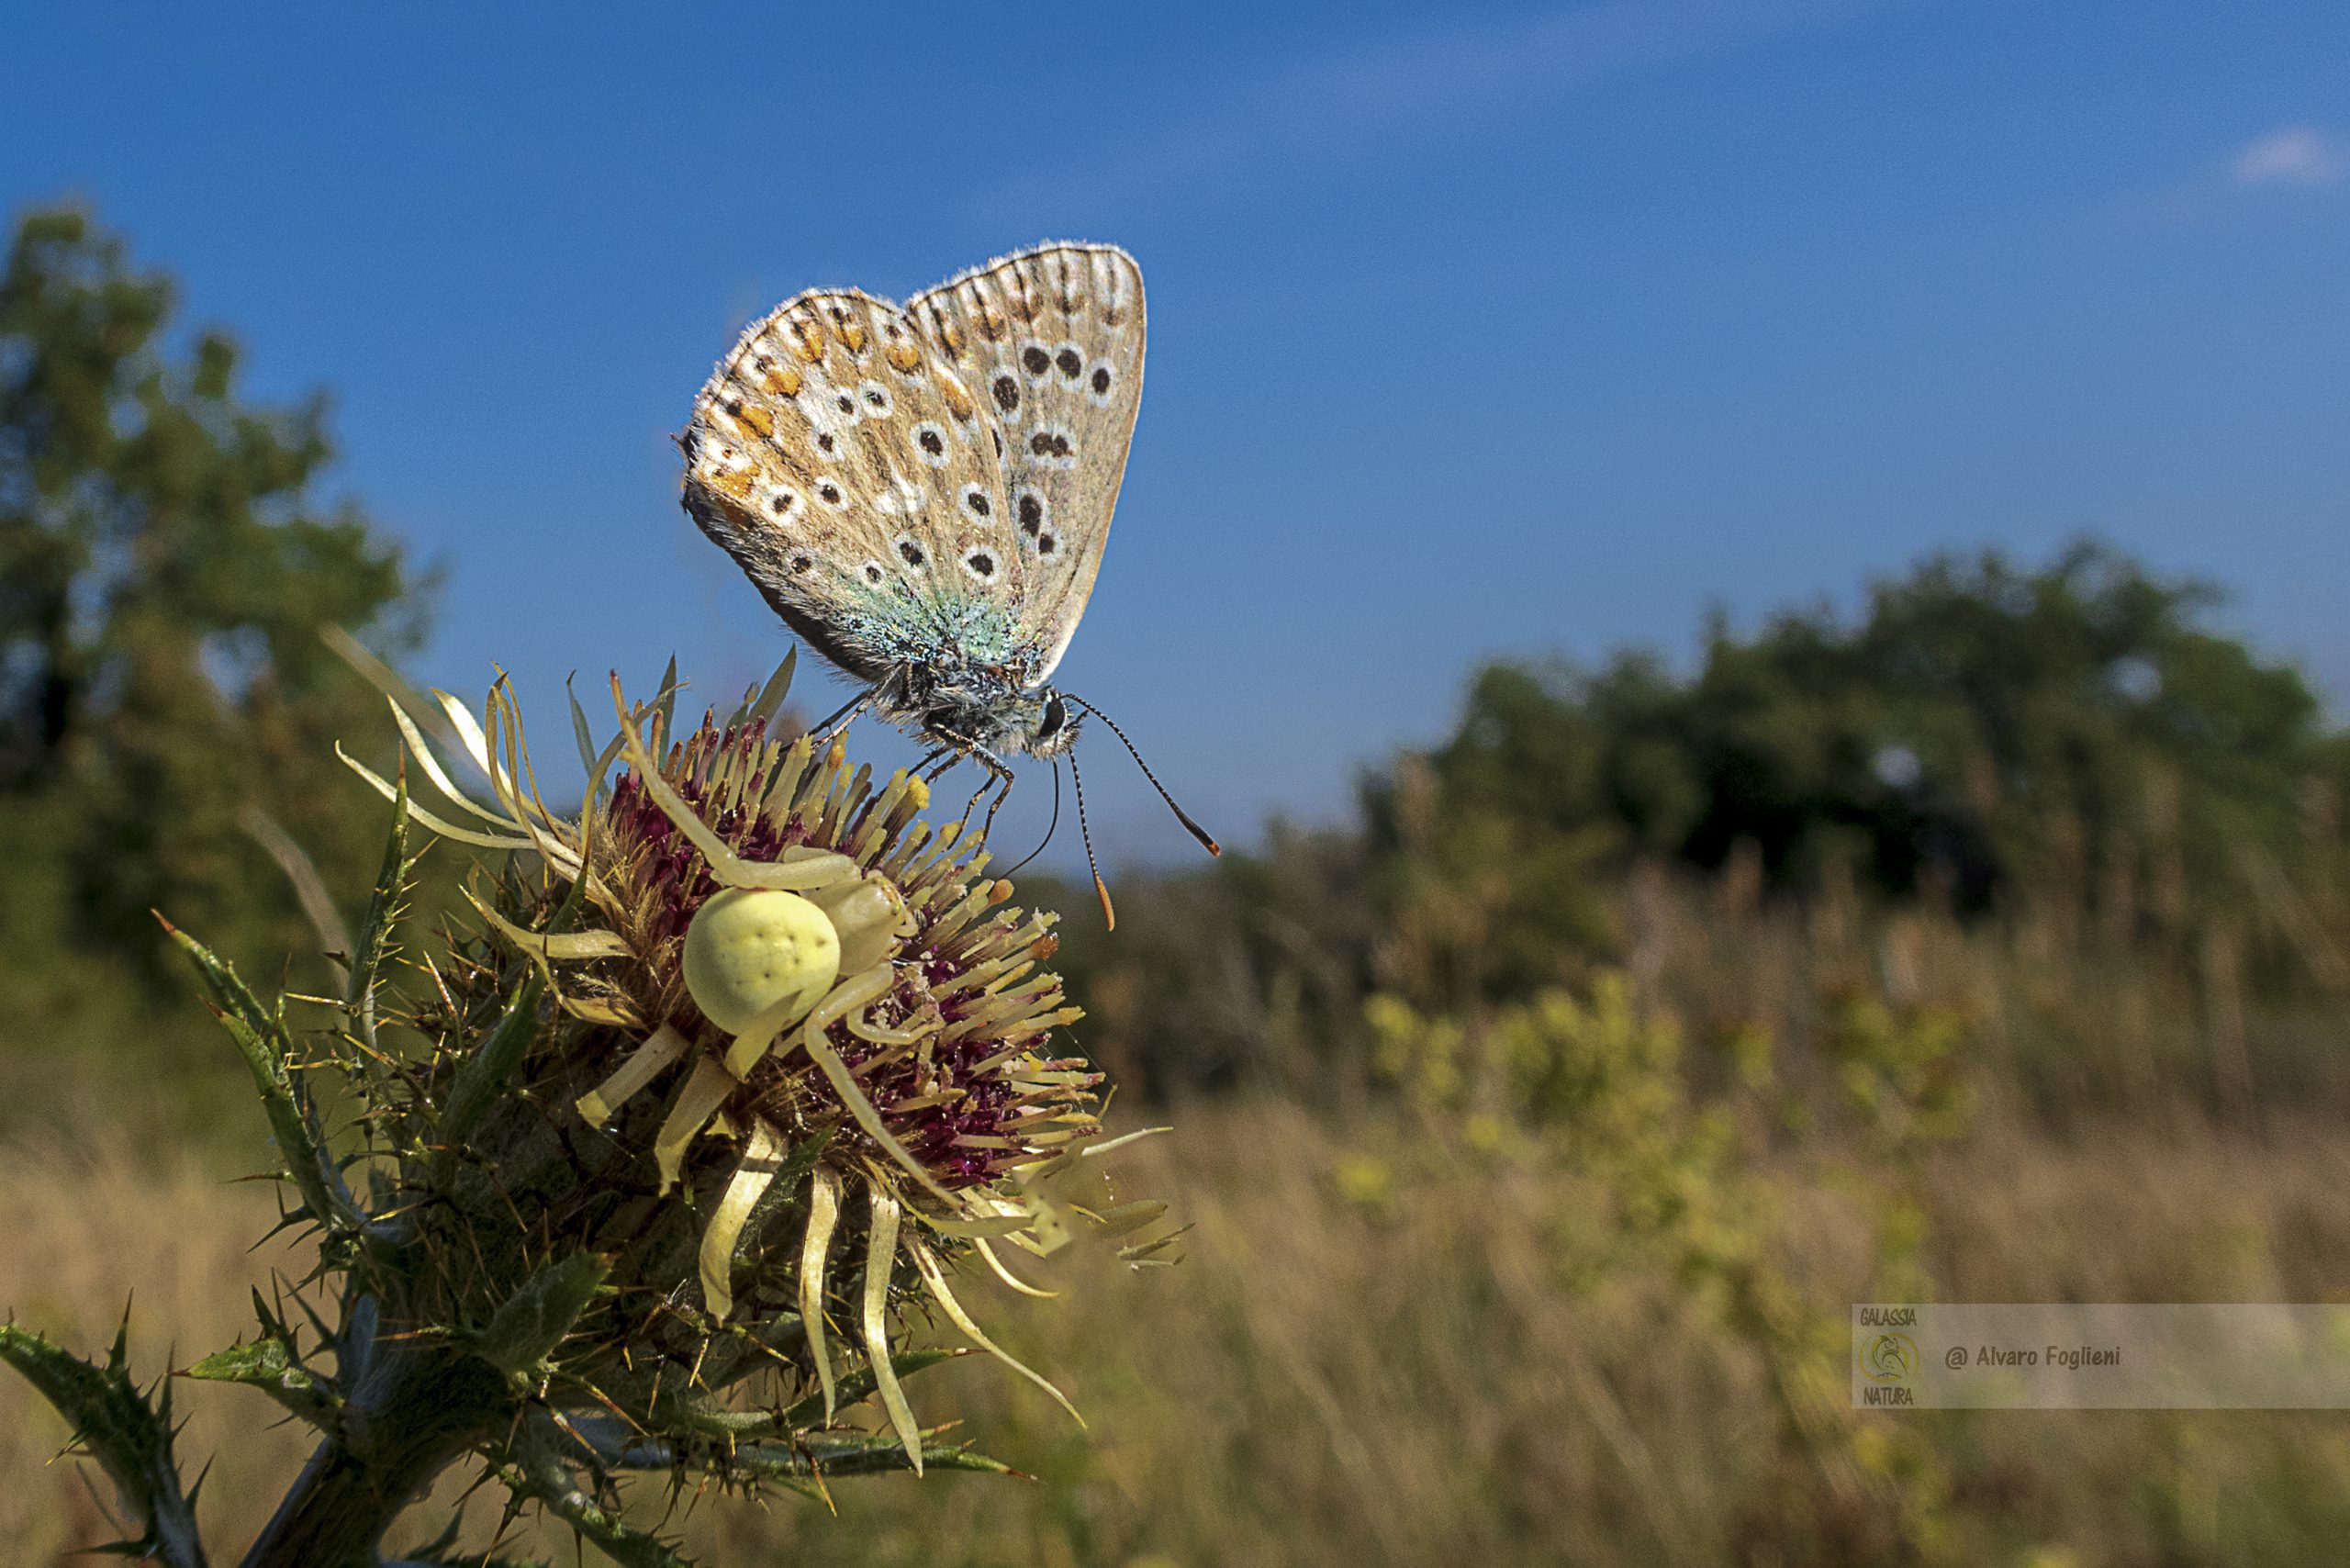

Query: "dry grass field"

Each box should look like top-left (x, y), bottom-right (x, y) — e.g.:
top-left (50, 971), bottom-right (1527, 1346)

top-left (10, 869), bottom-right (2350, 1567)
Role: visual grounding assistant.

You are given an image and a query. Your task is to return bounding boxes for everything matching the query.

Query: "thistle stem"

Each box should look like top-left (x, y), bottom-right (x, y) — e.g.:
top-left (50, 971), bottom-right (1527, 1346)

top-left (241, 1301), bottom-right (509, 1568)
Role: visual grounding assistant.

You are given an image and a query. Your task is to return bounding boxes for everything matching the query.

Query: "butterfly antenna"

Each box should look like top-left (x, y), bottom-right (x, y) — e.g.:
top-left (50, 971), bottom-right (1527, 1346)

top-left (1069, 750), bottom-right (1115, 930)
top-left (1064, 696), bottom-right (1222, 857)
top-left (1002, 760), bottom-right (1063, 879)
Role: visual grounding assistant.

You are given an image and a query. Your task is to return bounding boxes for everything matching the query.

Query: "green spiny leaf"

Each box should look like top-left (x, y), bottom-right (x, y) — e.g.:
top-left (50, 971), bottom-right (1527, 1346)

top-left (347, 760), bottom-right (416, 1051)
top-left (476, 1251), bottom-right (613, 1377)
top-left (435, 962), bottom-right (548, 1170)
top-left (495, 1426), bottom-right (693, 1568)
top-left (741, 1430), bottom-right (1018, 1479)
top-left (0, 1319), bottom-right (208, 1567)
top-left (185, 1329), bottom-right (341, 1429)
top-left (161, 918), bottom-right (358, 1233)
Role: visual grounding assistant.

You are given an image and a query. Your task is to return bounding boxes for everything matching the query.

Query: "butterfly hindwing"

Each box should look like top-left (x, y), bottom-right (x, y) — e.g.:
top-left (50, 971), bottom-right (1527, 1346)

top-left (682, 288), bottom-right (1022, 684)
top-left (906, 243), bottom-right (1145, 682)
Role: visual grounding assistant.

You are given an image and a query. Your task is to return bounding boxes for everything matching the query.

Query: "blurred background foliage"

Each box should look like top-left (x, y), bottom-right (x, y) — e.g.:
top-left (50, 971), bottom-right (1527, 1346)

top-left (7, 207), bottom-right (2350, 1566)
top-left (0, 207), bottom-right (431, 1129)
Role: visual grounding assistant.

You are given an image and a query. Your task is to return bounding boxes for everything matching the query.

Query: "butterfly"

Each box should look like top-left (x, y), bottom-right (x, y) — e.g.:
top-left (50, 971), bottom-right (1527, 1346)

top-left (678, 242), bottom-right (1215, 919)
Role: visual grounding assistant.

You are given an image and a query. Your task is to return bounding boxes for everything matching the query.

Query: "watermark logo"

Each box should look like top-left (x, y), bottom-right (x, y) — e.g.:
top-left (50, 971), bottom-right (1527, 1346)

top-left (1859, 1331), bottom-right (1919, 1384)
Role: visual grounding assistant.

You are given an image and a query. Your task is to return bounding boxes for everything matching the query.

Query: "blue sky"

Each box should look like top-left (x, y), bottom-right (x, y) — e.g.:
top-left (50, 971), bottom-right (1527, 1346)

top-left (8, 1), bottom-right (2348, 866)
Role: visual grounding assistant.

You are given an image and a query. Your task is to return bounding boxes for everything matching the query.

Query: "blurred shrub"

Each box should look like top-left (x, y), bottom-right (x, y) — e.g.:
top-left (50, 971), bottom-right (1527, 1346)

top-left (1403, 541), bottom-right (2343, 922)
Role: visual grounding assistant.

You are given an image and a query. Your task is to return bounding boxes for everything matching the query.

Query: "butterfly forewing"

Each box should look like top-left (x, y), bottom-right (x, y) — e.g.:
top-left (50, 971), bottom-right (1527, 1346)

top-left (906, 243), bottom-right (1145, 681)
top-left (682, 288), bottom-right (1022, 684)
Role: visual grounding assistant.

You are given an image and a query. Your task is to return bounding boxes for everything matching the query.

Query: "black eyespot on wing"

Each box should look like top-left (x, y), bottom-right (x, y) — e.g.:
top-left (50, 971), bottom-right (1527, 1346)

top-left (816, 431), bottom-right (836, 454)
top-left (1017, 491), bottom-right (1045, 533)
top-left (991, 375), bottom-right (1019, 412)
top-left (961, 485), bottom-right (992, 521)
top-left (962, 548), bottom-right (998, 582)
top-left (1036, 530), bottom-right (1058, 557)
top-left (918, 427), bottom-right (945, 456)
top-left (1055, 346), bottom-right (1082, 378)
top-left (898, 539), bottom-right (926, 567)
top-left (1091, 365), bottom-right (1112, 395)
top-left (863, 562), bottom-right (885, 585)
top-left (1021, 344), bottom-right (1051, 375)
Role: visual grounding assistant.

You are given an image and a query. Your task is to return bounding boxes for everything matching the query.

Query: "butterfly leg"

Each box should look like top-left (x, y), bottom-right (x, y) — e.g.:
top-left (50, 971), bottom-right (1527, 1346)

top-left (918, 745), bottom-right (963, 785)
top-left (927, 733), bottom-right (1016, 846)
top-left (811, 686), bottom-right (881, 745)
top-left (974, 754), bottom-right (1020, 846)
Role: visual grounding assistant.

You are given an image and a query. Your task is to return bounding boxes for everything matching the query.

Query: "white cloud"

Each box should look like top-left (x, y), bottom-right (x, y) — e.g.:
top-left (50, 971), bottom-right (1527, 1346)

top-left (2230, 126), bottom-right (2347, 189)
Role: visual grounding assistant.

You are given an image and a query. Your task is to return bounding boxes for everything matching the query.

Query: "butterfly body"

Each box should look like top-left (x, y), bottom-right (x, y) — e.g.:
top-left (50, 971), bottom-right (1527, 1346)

top-left (680, 243), bottom-right (1143, 773)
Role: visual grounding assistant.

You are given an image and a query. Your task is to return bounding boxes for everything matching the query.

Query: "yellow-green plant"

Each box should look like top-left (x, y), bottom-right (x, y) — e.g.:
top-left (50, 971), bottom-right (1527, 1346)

top-left (1365, 971), bottom-right (1973, 1562)
top-left (0, 656), bottom-right (1177, 1567)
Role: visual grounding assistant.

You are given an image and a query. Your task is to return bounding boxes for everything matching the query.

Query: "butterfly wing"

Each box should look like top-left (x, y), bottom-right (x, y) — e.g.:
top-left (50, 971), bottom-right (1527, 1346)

top-left (681, 288), bottom-right (1021, 686)
top-left (905, 243), bottom-right (1145, 683)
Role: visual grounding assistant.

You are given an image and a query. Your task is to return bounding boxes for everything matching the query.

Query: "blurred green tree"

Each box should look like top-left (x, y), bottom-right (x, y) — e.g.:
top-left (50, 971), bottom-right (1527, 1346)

top-left (0, 206), bottom-right (427, 1005)
top-left (1417, 540), bottom-right (2338, 935)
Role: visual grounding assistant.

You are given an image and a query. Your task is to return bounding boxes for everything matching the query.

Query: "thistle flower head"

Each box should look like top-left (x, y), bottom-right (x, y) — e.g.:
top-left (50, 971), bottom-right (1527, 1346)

top-left (328, 655), bottom-right (1181, 1491)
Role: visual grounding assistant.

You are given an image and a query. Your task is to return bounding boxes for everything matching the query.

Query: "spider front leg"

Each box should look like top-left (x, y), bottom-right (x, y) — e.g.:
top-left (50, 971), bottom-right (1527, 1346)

top-left (610, 675), bottom-right (857, 891)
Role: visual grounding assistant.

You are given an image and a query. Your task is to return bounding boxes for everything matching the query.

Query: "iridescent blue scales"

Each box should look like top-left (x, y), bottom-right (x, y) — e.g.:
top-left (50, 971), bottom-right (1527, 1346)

top-left (680, 243), bottom-right (1146, 766)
